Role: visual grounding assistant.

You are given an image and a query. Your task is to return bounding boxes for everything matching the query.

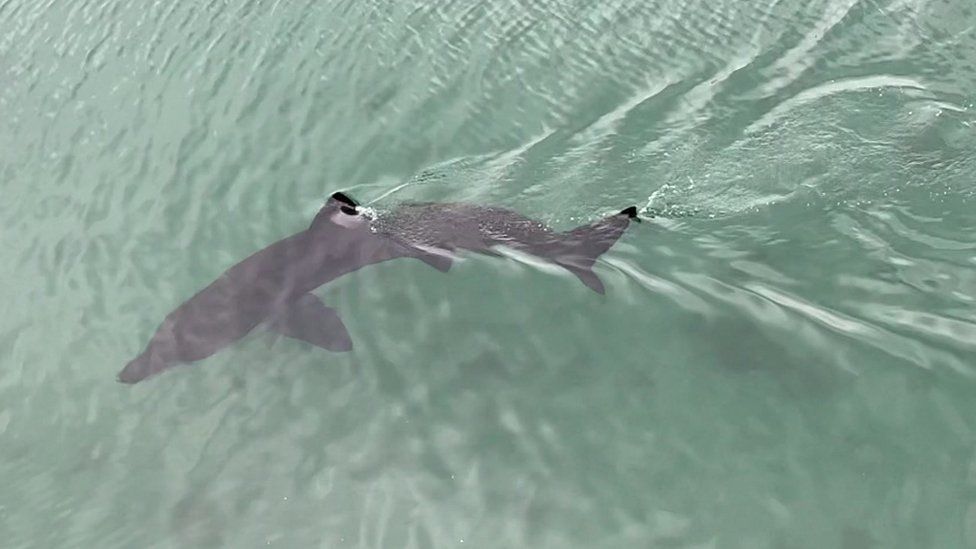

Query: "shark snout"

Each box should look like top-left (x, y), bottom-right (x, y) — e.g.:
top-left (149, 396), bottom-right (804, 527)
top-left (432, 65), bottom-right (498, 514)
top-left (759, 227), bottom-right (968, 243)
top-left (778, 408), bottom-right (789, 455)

top-left (118, 350), bottom-right (166, 384)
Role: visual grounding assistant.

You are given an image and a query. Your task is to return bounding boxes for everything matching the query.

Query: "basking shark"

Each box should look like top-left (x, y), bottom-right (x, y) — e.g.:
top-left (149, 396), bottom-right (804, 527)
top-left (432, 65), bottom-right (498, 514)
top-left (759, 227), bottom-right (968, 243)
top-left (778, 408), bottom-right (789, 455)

top-left (118, 192), bottom-right (638, 383)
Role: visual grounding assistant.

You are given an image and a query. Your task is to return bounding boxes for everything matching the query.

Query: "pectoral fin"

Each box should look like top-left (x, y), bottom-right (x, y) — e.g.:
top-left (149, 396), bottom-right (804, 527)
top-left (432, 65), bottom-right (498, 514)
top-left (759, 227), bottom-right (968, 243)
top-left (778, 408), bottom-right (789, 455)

top-left (269, 294), bottom-right (353, 352)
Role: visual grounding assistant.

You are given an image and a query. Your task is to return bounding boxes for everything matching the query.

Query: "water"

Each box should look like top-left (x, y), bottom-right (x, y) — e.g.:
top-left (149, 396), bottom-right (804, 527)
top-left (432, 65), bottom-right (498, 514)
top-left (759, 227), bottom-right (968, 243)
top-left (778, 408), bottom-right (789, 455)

top-left (2, 0), bottom-right (975, 547)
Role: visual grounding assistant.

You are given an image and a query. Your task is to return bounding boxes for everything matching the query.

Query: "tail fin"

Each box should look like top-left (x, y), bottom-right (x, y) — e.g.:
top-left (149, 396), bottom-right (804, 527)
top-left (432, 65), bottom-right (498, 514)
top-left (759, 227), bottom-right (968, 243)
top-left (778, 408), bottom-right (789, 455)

top-left (551, 207), bottom-right (638, 294)
top-left (561, 262), bottom-right (607, 294)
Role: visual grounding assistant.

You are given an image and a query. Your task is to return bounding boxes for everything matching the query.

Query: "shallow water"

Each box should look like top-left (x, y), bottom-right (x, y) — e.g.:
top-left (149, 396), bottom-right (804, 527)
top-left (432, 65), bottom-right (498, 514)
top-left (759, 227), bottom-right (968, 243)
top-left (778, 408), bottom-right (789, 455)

top-left (2, 0), bottom-right (975, 547)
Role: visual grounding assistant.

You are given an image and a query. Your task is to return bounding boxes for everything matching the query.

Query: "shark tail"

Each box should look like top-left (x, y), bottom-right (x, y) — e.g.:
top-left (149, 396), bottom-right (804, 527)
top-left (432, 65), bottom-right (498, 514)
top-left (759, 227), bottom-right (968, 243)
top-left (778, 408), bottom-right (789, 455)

top-left (552, 207), bottom-right (638, 295)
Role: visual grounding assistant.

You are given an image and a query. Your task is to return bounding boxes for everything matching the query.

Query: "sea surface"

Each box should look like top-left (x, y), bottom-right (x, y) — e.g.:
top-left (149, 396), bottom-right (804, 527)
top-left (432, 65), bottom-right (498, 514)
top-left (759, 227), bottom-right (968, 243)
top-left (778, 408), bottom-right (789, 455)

top-left (2, 0), bottom-right (975, 547)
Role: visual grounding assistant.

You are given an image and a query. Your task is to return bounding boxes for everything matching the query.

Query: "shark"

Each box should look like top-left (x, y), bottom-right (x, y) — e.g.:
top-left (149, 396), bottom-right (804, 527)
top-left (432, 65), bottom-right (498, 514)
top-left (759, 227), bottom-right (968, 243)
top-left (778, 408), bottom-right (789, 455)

top-left (118, 192), bottom-right (638, 383)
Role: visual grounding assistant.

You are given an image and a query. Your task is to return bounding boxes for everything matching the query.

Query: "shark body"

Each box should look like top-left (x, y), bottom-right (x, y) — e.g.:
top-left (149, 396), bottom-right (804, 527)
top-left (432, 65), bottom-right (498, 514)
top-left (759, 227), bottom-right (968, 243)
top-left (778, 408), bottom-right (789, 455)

top-left (119, 192), bottom-right (637, 383)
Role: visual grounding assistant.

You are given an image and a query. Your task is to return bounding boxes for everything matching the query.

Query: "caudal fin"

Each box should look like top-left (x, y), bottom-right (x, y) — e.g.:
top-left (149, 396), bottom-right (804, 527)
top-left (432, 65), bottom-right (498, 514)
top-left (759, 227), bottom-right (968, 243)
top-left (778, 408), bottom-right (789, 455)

top-left (562, 263), bottom-right (607, 294)
top-left (551, 207), bottom-right (638, 294)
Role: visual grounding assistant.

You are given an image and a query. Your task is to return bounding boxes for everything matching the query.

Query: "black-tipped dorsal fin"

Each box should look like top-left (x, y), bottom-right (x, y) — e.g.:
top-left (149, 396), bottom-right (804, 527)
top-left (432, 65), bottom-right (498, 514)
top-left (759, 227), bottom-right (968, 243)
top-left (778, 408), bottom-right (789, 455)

top-left (331, 192), bottom-right (358, 207)
top-left (620, 206), bottom-right (638, 218)
top-left (311, 192), bottom-right (361, 229)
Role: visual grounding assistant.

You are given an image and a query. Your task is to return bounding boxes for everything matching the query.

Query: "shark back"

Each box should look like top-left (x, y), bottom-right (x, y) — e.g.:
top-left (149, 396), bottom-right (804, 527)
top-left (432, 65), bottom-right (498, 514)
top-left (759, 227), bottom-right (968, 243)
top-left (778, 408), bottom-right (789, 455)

top-left (372, 202), bottom-right (637, 293)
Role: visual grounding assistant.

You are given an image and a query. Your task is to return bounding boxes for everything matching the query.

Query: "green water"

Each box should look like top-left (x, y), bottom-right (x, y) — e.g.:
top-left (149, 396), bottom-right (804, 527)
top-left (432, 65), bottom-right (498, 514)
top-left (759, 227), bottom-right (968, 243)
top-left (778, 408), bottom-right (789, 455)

top-left (2, 0), bottom-right (975, 547)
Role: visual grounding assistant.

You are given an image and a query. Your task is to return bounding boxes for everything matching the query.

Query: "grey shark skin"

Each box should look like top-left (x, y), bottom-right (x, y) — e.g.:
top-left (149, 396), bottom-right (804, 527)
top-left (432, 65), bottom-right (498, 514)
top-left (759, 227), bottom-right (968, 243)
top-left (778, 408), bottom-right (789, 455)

top-left (372, 202), bottom-right (639, 294)
top-left (119, 193), bottom-right (637, 384)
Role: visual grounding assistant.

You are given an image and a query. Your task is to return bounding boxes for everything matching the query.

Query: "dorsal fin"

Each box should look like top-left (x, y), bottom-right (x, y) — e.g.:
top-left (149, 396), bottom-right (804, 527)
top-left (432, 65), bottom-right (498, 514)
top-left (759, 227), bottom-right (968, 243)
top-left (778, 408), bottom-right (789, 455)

top-left (310, 192), bottom-right (360, 229)
top-left (331, 192), bottom-right (358, 208)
